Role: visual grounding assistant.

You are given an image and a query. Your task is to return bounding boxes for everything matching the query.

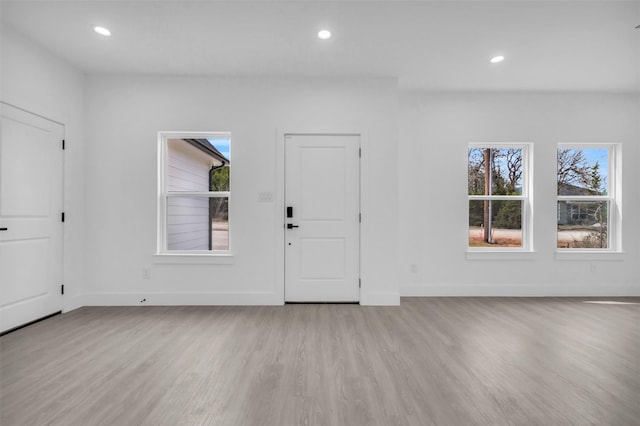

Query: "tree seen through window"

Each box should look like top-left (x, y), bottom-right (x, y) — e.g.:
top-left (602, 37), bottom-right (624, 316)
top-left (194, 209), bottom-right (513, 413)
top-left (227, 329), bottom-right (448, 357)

top-left (557, 147), bottom-right (609, 249)
top-left (468, 147), bottom-right (526, 248)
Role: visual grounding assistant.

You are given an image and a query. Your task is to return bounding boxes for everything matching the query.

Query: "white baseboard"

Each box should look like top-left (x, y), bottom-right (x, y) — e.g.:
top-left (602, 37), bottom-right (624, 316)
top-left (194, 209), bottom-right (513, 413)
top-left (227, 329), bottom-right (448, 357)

top-left (63, 294), bottom-right (84, 313)
top-left (81, 291), bottom-right (284, 306)
top-left (67, 285), bottom-right (639, 308)
top-left (360, 291), bottom-right (401, 305)
top-left (400, 283), bottom-right (640, 297)
top-left (73, 291), bottom-right (402, 307)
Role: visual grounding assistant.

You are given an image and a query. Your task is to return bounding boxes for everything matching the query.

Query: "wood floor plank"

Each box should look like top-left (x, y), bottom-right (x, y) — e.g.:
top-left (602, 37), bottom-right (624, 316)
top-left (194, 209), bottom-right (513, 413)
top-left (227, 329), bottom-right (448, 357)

top-left (1, 298), bottom-right (639, 425)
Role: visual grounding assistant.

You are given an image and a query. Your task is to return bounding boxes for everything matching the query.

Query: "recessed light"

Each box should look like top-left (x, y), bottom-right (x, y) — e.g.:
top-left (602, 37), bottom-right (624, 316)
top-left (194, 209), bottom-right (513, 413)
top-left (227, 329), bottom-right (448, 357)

top-left (490, 55), bottom-right (505, 64)
top-left (94, 26), bottom-right (111, 37)
top-left (318, 30), bottom-right (331, 40)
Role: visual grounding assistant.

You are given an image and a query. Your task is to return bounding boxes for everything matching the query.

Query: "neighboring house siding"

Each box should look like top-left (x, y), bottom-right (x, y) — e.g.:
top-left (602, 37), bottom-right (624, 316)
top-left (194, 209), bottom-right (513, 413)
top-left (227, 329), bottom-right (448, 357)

top-left (558, 202), bottom-right (569, 225)
top-left (167, 139), bottom-right (211, 250)
top-left (557, 182), bottom-right (601, 226)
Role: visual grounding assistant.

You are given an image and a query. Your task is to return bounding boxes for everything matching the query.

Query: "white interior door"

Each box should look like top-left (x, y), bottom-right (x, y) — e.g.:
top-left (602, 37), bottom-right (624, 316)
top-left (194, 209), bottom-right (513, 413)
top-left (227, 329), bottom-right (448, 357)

top-left (285, 134), bottom-right (360, 302)
top-left (0, 103), bottom-right (64, 333)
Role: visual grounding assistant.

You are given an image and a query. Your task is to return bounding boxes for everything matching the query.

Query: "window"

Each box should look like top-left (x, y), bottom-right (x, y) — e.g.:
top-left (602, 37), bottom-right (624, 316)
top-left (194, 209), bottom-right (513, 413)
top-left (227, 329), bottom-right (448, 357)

top-left (557, 144), bottom-right (619, 251)
top-left (468, 144), bottom-right (531, 250)
top-left (158, 132), bottom-right (231, 253)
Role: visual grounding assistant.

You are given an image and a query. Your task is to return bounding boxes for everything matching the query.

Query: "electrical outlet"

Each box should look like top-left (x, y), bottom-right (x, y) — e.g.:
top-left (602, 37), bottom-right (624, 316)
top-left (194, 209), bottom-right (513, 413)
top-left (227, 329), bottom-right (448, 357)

top-left (410, 264), bottom-right (417, 274)
top-left (143, 267), bottom-right (151, 279)
top-left (590, 263), bottom-right (597, 273)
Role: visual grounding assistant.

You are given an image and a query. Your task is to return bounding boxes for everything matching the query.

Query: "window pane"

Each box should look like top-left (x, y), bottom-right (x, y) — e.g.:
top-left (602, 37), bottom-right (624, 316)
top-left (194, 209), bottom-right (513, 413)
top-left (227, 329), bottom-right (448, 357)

top-left (557, 148), bottom-right (608, 196)
top-left (210, 197), bottom-right (229, 250)
top-left (167, 196), bottom-right (229, 251)
top-left (468, 200), bottom-right (522, 248)
top-left (208, 136), bottom-right (231, 191)
top-left (557, 201), bottom-right (608, 249)
top-left (167, 138), bottom-right (230, 192)
top-left (468, 148), bottom-right (523, 196)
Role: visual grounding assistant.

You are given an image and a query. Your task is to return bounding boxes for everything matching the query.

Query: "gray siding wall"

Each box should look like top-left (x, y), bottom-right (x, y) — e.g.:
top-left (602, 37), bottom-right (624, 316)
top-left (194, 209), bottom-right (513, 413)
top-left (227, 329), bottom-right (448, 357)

top-left (166, 139), bottom-right (210, 250)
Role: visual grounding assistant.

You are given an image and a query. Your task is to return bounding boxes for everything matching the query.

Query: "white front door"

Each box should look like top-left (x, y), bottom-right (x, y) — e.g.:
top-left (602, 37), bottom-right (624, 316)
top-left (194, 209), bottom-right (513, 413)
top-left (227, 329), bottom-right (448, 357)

top-left (285, 134), bottom-right (360, 302)
top-left (0, 103), bottom-right (64, 333)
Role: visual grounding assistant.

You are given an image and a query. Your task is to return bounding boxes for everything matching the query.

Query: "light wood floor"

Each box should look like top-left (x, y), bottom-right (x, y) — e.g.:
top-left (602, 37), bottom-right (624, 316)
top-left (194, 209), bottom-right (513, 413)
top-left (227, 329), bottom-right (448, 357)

top-left (1, 298), bottom-right (639, 425)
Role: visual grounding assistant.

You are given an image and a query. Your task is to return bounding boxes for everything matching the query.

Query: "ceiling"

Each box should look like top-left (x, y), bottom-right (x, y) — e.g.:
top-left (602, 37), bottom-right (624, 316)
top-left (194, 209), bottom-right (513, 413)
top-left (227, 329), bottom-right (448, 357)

top-left (2, 0), bottom-right (639, 91)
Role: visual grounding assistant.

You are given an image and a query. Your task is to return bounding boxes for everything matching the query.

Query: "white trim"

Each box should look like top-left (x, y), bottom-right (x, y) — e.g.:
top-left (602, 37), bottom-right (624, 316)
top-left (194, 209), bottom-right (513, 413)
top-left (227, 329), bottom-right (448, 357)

top-left (469, 195), bottom-right (526, 201)
top-left (82, 291), bottom-right (283, 306)
top-left (467, 142), bottom-right (533, 252)
top-left (158, 131), bottom-right (232, 139)
top-left (557, 196), bottom-right (611, 201)
top-left (556, 143), bottom-right (621, 252)
top-left (275, 129), bottom-right (285, 305)
top-left (613, 143), bottom-right (623, 251)
top-left (0, 100), bottom-right (65, 126)
top-left (61, 123), bottom-right (67, 310)
top-left (63, 295), bottom-right (84, 313)
top-left (276, 129), bottom-right (364, 305)
top-left (468, 142), bottom-right (531, 149)
top-left (157, 131), bottom-right (232, 254)
top-left (166, 191), bottom-right (230, 197)
top-left (157, 132), bottom-right (165, 253)
top-left (0, 103), bottom-right (66, 328)
top-left (401, 283), bottom-right (640, 297)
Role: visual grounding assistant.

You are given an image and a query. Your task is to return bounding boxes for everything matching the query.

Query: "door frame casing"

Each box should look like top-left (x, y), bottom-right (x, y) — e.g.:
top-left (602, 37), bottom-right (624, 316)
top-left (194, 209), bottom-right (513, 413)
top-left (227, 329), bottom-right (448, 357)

top-left (276, 130), bottom-right (366, 304)
top-left (0, 101), bottom-right (65, 331)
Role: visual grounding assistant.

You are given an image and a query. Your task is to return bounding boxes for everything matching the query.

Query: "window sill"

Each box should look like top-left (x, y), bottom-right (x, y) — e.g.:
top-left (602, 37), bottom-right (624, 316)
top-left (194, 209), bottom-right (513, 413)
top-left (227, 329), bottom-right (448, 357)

top-left (466, 251), bottom-right (537, 261)
top-left (555, 251), bottom-right (625, 261)
top-left (153, 253), bottom-right (235, 265)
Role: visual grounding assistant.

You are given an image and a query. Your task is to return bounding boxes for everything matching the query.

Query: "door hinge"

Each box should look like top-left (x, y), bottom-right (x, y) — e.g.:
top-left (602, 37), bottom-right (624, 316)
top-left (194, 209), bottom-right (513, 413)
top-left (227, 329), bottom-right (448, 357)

top-left (61, 212), bottom-right (65, 223)
top-left (358, 147), bottom-right (361, 158)
top-left (62, 139), bottom-right (65, 150)
top-left (61, 284), bottom-right (64, 295)
top-left (359, 213), bottom-right (362, 223)
top-left (359, 278), bottom-right (361, 288)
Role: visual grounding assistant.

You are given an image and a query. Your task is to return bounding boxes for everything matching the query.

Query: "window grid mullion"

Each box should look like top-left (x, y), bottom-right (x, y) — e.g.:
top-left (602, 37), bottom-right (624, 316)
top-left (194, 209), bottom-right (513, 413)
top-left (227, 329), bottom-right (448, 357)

top-left (557, 196), bottom-right (612, 201)
top-left (468, 195), bottom-right (526, 201)
top-left (166, 191), bottom-right (230, 198)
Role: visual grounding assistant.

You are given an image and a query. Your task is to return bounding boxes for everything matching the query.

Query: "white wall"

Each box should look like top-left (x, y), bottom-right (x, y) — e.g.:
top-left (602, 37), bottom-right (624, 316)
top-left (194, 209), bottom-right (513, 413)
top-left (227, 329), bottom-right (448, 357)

top-left (1, 26), bottom-right (85, 311)
top-left (83, 75), bottom-right (399, 305)
top-left (5, 23), bottom-right (638, 307)
top-left (399, 92), bottom-right (640, 296)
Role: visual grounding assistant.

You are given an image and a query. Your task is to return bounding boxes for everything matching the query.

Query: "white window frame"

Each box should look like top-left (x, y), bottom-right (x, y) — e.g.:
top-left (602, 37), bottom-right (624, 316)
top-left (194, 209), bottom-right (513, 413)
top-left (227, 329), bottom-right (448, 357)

top-left (556, 143), bottom-right (621, 253)
top-left (156, 131), bottom-right (232, 258)
top-left (467, 143), bottom-right (533, 254)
